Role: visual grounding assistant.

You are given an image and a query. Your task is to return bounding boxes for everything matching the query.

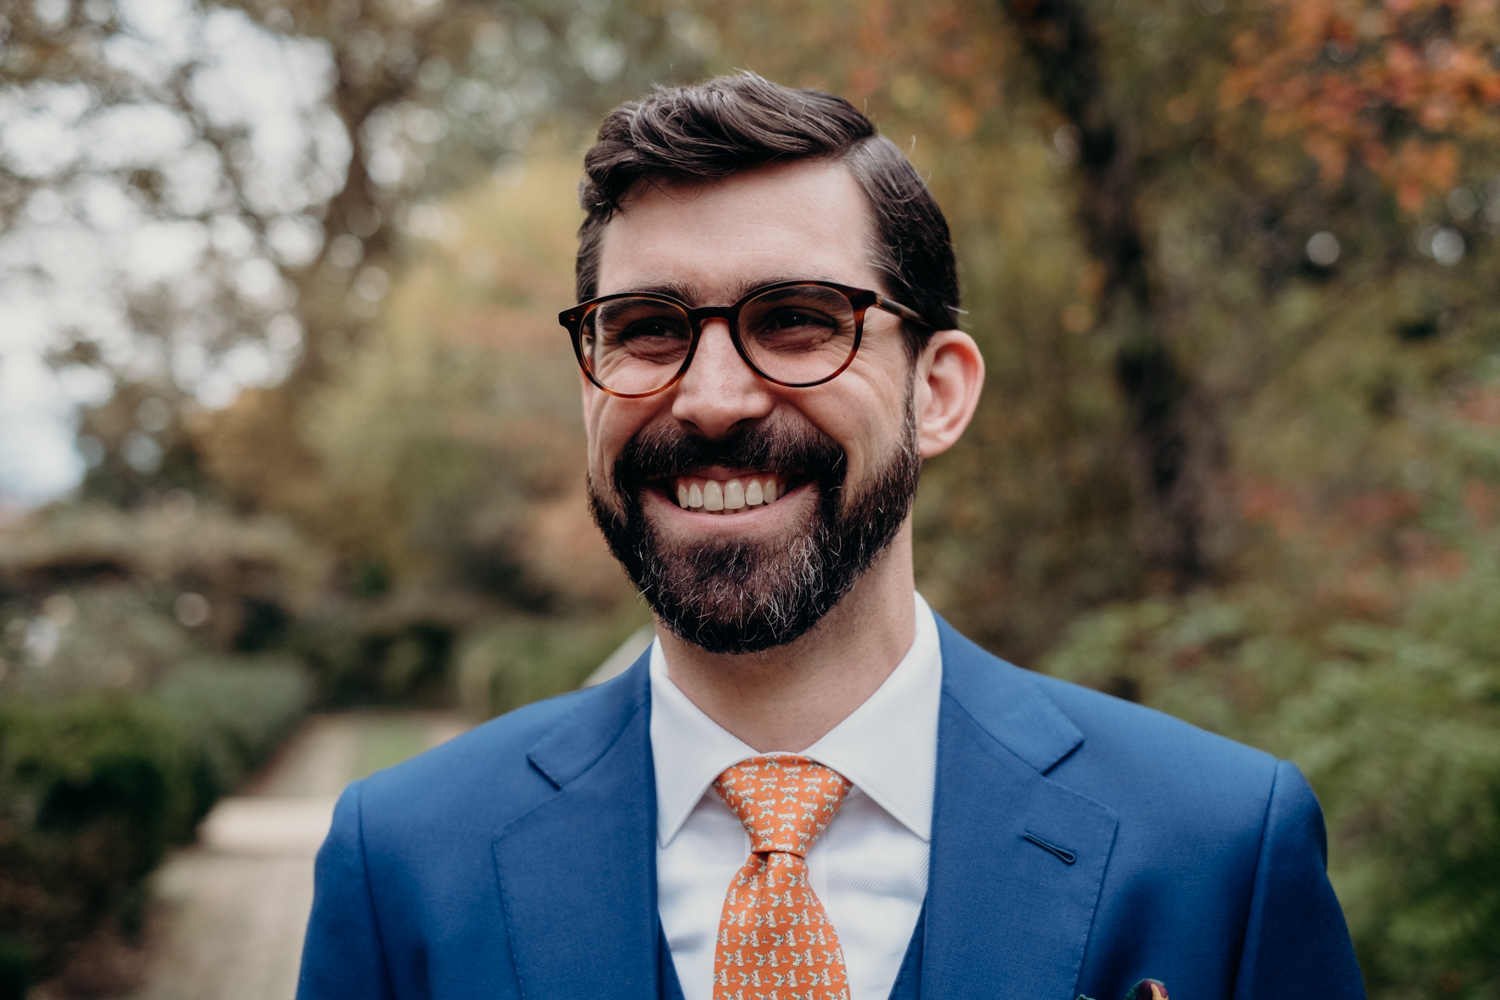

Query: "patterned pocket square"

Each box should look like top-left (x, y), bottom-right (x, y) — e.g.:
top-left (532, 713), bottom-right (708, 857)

top-left (1126, 980), bottom-right (1169, 1000)
top-left (1078, 978), bottom-right (1169, 1000)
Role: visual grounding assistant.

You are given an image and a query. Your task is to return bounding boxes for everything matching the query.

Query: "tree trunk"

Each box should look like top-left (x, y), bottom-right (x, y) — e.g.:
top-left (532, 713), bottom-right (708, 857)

top-left (1001, 0), bottom-right (1223, 587)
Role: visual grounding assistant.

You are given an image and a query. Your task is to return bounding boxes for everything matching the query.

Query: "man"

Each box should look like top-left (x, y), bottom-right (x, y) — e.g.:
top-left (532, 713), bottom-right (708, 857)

top-left (298, 74), bottom-right (1364, 1000)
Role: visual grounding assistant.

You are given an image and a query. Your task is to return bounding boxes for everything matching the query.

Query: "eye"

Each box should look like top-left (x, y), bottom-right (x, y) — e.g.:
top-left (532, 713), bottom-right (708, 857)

top-left (614, 317), bottom-right (690, 343)
top-left (594, 298), bottom-right (691, 351)
top-left (744, 304), bottom-right (849, 355)
top-left (759, 307), bottom-right (839, 333)
top-left (740, 286), bottom-right (856, 354)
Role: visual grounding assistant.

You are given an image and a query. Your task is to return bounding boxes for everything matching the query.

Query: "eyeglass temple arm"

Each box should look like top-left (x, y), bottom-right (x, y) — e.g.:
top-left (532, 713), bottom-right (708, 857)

top-left (875, 295), bottom-right (938, 329)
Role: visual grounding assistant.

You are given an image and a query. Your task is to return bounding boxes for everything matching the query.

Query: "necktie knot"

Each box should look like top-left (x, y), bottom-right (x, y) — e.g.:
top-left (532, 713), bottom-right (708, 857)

top-left (712, 756), bottom-right (852, 858)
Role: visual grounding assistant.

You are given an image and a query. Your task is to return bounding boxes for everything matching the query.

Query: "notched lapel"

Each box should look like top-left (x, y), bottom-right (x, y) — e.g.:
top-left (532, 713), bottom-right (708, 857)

top-left (936, 619), bottom-right (1084, 774)
top-left (494, 655), bottom-right (661, 999)
top-left (924, 620), bottom-right (1119, 1000)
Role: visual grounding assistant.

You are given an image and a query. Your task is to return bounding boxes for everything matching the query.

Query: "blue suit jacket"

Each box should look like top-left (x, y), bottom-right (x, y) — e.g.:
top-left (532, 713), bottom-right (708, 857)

top-left (297, 617), bottom-right (1364, 1000)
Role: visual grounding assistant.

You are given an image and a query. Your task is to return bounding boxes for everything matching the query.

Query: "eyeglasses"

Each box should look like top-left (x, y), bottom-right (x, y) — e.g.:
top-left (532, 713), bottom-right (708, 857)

top-left (558, 280), bottom-right (931, 399)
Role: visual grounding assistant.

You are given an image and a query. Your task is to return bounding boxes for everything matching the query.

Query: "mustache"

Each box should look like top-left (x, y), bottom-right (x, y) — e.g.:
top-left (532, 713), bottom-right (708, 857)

top-left (612, 418), bottom-right (847, 492)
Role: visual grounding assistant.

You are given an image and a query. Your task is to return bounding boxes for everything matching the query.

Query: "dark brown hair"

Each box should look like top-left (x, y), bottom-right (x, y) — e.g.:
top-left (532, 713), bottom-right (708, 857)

top-left (575, 72), bottom-right (959, 354)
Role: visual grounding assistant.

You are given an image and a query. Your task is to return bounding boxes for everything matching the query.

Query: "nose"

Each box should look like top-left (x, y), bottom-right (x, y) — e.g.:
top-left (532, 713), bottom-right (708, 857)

top-left (669, 318), bottom-right (776, 439)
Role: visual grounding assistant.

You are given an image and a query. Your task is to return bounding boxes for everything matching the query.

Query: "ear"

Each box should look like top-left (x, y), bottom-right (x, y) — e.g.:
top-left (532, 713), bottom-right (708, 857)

top-left (913, 330), bottom-right (985, 459)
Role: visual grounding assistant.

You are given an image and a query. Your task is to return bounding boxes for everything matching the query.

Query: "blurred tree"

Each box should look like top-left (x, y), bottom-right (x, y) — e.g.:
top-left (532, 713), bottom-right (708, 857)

top-left (175, 0), bottom-right (708, 526)
top-left (1226, 0), bottom-right (1500, 212)
top-left (0, 0), bottom-right (709, 510)
top-left (296, 149), bottom-right (631, 612)
top-left (996, 0), bottom-right (1500, 584)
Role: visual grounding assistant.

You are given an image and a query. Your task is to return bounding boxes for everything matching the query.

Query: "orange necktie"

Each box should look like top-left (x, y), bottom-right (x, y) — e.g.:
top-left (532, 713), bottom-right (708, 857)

top-left (711, 756), bottom-right (854, 1000)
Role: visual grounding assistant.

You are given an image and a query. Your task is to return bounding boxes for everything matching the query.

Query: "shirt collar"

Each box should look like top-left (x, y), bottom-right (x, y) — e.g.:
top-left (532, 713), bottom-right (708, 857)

top-left (649, 592), bottom-right (943, 847)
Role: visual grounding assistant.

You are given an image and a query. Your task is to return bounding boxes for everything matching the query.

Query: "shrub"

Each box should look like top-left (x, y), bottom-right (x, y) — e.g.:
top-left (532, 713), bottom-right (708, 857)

top-left (1044, 557), bottom-right (1500, 999)
top-left (0, 658), bottom-right (310, 992)
top-left (289, 603), bottom-right (458, 707)
top-left (455, 612), bottom-right (650, 719)
top-left (0, 503), bottom-right (330, 666)
top-left (0, 587), bottom-right (191, 699)
top-left (152, 660), bottom-right (315, 817)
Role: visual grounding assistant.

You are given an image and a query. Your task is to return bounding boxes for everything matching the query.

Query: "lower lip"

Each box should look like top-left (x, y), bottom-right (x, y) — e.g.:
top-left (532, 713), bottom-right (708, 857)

top-left (644, 481), bottom-right (813, 525)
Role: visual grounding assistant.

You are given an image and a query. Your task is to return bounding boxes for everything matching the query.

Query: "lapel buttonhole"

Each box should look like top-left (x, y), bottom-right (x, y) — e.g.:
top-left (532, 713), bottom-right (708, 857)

top-left (1022, 831), bottom-right (1077, 865)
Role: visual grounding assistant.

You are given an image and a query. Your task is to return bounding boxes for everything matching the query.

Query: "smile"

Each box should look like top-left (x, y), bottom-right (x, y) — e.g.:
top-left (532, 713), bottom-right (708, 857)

top-left (667, 474), bottom-right (789, 515)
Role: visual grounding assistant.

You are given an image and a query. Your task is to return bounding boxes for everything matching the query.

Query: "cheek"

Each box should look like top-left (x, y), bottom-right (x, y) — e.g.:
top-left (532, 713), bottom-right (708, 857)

top-left (815, 370), bottom-right (911, 477)
top-left (796, 400), bottom-right (880, 482)
top-left (585, 398), bottom-right (656, 481)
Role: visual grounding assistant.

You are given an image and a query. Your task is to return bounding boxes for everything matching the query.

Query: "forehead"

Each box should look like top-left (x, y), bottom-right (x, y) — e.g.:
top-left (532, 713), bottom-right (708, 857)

top-left (594, 159), bottom-right (880, 302)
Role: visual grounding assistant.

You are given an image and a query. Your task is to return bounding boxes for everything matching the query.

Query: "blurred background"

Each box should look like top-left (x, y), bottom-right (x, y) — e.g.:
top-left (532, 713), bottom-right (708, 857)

top-left (0, 0), bottom-right (1497, 996)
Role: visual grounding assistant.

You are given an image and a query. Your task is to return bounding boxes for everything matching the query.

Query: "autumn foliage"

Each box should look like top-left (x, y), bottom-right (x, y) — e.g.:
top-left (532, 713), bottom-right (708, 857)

top-left (1226, 0), bottom-right (1500, 209)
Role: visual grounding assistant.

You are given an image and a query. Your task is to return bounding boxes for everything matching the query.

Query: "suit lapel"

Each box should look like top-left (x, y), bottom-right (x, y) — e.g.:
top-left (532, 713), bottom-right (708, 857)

top-left (493, 652), bottom-right (661, 998)
top-left (923, 619), bottom-right (1119, 1000)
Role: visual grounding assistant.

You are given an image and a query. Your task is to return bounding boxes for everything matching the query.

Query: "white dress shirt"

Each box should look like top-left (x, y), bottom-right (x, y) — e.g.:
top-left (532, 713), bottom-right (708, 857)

top-left (651, 592), bottom-right (943, 1000)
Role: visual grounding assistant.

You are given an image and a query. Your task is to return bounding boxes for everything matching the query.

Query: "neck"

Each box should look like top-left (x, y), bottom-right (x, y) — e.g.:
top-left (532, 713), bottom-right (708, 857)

top-left (656, 528), bottom-right (917, 753)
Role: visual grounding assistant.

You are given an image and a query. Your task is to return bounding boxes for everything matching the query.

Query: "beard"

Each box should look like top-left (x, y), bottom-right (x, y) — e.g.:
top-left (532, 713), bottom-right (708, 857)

top-left (588, 394), bottom-right (921, 655)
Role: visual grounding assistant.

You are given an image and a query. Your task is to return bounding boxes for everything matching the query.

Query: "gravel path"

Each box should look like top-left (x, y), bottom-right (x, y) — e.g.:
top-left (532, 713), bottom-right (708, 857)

top-left (119, 712), bottom-right (469, 1000)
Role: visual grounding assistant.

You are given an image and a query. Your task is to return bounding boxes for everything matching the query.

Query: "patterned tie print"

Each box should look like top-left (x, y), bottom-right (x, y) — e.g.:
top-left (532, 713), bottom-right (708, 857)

top-left (711, 756), bottom-right (854, 1000)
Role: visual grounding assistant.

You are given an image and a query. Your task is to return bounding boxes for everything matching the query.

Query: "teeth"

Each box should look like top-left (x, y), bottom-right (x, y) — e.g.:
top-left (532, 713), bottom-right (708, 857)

top-left (671, 476), bottom-right (784, 513)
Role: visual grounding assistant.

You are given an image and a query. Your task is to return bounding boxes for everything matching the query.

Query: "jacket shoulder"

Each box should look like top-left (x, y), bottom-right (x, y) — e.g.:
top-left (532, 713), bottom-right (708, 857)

top-left (939, 619), bottom-right (1279, 818)
top-left (1031, 669), bottom-right (1276, 775)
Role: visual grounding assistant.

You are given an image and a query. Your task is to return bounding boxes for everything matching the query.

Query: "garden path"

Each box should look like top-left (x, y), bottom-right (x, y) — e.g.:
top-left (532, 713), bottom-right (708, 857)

top-left (123, 712), bottom-right (469, 1000)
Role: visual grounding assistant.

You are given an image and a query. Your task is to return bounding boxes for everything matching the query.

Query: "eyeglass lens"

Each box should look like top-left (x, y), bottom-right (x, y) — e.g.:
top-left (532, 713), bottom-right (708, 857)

top-left (581, 284), bottom-right (859, 395)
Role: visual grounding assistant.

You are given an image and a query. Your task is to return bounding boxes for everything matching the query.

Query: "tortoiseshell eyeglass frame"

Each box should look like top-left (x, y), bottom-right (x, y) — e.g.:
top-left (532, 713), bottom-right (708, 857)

top-left (557, 279), bottom-right (933, 399)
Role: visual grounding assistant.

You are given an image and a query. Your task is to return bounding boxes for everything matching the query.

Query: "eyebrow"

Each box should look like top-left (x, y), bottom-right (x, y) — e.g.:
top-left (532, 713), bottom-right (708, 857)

top-left (618, 274), bottom-right (843, 306)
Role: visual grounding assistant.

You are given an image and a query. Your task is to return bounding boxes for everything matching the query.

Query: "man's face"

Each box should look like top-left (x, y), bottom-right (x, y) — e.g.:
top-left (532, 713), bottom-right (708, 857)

top-left (583, 159), bottom-right (921, 654)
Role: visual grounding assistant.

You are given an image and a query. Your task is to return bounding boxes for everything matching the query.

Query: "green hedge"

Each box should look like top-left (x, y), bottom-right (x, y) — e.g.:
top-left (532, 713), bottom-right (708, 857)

top-left (0, 659), bottom-right (310, 998)
top-left (455, 612), bottom-right (650, 720)
top-left (1043, 554), bottom-right (1500, 1000)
